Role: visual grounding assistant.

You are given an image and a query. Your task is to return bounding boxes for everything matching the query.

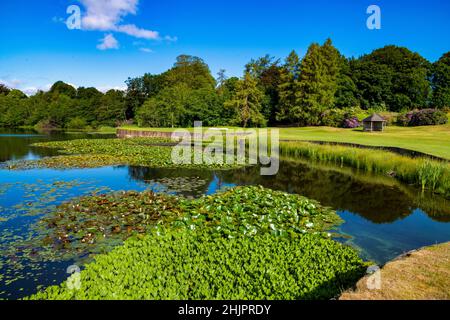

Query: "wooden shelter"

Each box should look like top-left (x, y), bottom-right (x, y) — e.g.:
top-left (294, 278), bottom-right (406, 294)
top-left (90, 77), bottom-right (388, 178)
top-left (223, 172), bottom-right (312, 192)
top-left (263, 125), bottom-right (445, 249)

top-left (363, 114), bottom-right (387, 132)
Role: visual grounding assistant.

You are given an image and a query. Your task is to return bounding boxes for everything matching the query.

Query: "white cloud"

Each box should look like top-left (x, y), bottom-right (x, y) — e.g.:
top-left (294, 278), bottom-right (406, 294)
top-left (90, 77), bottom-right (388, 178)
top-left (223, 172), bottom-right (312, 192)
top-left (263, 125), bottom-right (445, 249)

top-left (22, 85), bottom-right (51, 96)
top-left (0, 79), bottom-right (52, 96)
top-left (97, 85), bottom-right (127, 93)
top-left (139, 48), bottom-right (153, 53)
top-left (164, 35), bottom-right (178, 42)
top-left (80, 0), bottom-right (138, 30)
top-left (116, 24), bottom-right (159, 40)
top-left (79, 0), bottom-right (162, 42)
top-left (0, 78), bottom-right (23, 88)
top-left (52, 16), bottom-right (65, 24)
top-left (97, 34), bottom-right (119, 50)
top-left (1, 77), bottom-right (126, 96)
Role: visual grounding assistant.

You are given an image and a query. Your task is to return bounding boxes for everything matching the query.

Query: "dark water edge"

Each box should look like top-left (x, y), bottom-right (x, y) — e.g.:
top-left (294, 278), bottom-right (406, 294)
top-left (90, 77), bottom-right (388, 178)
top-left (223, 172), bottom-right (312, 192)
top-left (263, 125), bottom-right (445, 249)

top-left (0, 129), bottom-right (449, 299)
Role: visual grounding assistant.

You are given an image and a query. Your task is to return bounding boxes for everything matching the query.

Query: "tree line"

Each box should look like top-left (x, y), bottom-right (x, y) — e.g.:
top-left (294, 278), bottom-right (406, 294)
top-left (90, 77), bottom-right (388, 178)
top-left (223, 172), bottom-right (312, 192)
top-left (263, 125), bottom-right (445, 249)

top-left (1, 39), bottom-right (449, 129)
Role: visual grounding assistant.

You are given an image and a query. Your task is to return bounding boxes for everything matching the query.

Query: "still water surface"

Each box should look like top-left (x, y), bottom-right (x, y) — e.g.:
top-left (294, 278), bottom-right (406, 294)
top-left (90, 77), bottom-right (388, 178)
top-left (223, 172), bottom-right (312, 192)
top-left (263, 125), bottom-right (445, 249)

top-left (1, 129), bottom-right (449, 299)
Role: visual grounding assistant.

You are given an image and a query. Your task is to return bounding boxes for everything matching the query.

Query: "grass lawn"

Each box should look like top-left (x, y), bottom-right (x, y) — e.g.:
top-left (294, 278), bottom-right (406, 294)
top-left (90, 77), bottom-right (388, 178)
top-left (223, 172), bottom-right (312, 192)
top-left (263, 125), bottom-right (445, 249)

top-left (119, 123), bottom-right (450, 160)
top-left (276, 124), bottom-right (450, 160)
top-left (340, 242), bottom-right (450, 300)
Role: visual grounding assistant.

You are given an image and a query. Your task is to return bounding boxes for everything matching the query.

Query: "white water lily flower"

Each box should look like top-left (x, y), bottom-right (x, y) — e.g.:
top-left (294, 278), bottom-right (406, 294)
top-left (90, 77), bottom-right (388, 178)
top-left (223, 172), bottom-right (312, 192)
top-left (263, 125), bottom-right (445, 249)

top-left (306, 222), bottom-right (314, 228)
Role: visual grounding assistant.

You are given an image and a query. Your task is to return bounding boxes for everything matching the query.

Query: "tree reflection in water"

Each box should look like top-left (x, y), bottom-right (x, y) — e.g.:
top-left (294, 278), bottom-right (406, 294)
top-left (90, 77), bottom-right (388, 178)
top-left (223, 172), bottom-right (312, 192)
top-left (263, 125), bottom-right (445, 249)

top-left (128, 159), bottom-right (450, 224)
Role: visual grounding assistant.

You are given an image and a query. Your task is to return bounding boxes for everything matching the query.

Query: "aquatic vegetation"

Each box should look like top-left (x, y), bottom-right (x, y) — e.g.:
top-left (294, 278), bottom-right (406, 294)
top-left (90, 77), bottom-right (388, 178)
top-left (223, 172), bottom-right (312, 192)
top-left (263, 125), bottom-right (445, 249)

top-left (4, 155), bottom-right (129, 170)
top-left (29, 191), bottom-right (183, 260)
top-left (0, 179), bottom-right (114, 297)
top-left (4, 138), bottom-right (244, 170)
top-left (16, 185), bottom-right (360, 300)
top-left (28, 228), bottom-right (368, 300)
top-left (280, 142), bottom-right (450, 198)
top-left (174, 186), bottom-right (342, 237)
top-left (144, 176), bottom-right (207, 197)
top-left (10, 186), bottom-right (341, 265)
top-left (418, 160), bottom-right (444, 191)
top-left (0, 180), bottom-right (92, 223)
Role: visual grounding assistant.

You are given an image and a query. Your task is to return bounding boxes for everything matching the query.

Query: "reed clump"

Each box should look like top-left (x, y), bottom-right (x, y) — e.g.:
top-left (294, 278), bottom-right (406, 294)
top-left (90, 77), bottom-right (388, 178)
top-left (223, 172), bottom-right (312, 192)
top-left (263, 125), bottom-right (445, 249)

top-left (280, 142), bottom-right (450, 198)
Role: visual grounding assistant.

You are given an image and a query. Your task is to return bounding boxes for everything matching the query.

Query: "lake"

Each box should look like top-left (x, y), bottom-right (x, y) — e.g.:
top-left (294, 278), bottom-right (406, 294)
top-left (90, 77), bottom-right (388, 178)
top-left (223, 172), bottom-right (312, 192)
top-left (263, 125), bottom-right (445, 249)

top-left (1, 129), bottom-right (449, 299)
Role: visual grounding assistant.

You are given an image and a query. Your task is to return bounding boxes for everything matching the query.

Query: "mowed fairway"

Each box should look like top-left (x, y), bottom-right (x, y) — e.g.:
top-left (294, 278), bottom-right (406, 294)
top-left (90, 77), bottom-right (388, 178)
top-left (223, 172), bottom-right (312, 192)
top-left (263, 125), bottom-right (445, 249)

top-left (120, 122), bottom-right (450, 160)
top-left (276, 124), bottom-right (450, 160)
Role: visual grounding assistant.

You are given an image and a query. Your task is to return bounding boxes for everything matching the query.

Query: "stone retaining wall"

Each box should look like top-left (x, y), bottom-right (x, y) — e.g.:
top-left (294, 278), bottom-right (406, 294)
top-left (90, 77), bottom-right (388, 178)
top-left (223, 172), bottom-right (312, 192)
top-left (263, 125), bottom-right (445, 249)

top-left (117, 129), bottom-right (252, 139)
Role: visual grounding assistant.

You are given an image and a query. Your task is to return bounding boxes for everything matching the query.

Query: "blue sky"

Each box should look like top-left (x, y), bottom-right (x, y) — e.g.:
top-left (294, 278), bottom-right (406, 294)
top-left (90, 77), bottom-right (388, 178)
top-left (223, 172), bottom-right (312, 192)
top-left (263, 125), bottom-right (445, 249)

top-left (1, 0), bottom-right (449, 95)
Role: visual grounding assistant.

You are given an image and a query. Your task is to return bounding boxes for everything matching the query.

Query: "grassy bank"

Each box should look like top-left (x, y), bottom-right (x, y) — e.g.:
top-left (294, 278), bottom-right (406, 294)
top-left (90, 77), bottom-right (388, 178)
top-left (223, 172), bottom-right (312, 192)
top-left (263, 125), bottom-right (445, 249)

top-left (120, 123), bottom-right (450, 160)
top-left (27, 186), bottom-right (367, 300)
top-left (340, 242), bottom-right (450, 300)
top-left (280, 142), bottom-right (450, 198)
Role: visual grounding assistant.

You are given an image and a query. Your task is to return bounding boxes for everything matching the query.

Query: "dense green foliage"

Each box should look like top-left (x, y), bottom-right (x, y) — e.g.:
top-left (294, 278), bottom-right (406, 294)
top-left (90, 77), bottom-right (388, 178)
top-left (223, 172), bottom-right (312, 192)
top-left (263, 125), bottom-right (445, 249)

top-left (28, 229), bottom-right (367, 300)
top-left (280, 142), bottom-right (450, 198)
top-left (352, 46), bottom-right (432, 111)
top-left (279, 40), bottom-right (340, 125)
top-left (26, 186), bottom-right (365, 300)
top-left (224, 72), bottom-right (266, 127)
top-left (432, 52), bottom-right (450, 109)
top-left (1, 44), bottom-right (449, 129)
top-left (0, 81), bottom-right (126, 129)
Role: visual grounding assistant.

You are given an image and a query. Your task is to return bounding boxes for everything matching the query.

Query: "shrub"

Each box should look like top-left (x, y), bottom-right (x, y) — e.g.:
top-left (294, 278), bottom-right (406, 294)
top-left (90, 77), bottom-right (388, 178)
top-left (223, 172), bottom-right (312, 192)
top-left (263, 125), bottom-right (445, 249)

top-left (28, 228), bottom-right (367, 300)
top-left (67, 117), bottom-right (88, 129)
top-left (321, 109), bottom-right (346, 127)
top-left (343, 117), bottom-right (360, 129)
top-left (321, 107), bottom-right (363, 128)
top-left (34, 119), bottom-right (58, 130)
top-left (397, 111), bottom-right (414, 126)
top-left (397, 109), bottom-right (448, 127)
top-left (378, 112), bottom-right (398, 125)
